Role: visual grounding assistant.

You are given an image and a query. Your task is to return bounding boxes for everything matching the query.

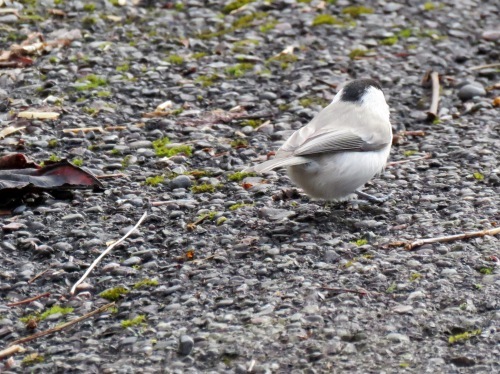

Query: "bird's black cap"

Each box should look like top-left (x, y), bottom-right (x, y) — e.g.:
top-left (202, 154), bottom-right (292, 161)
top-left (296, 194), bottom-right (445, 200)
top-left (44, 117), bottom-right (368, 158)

top-left (340, 79), bottom-right (383, 103)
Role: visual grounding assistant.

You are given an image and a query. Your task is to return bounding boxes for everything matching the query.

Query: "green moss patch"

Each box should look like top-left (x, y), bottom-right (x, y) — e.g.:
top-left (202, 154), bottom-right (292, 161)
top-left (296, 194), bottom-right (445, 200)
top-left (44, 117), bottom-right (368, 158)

top-left (152, 137), bottom-right (192, 157)
top-left (166, 54), bottom-right (184, 65)
top-left (449, 329), bottom-right (481, 344)
top-left (312, 14), bottom-right (342, 27)
top-left (191, 183), bottom-right (217, 194)
top-left (223, 0), bottom-right (256, 14)
top-left (229, 202), bottom-right (254, 211)
top-left (353, 238), bottom-right (368, 246)
top-left (100, 286), bottom-right (129, 301)
top-left (75, 74), bottom-right (108, 91)
top-left (225, 63), bottom-right (255, 78)
top-left (121, 315), bottom-right (146, 328)
top-left (342, 6), bottom-right (373, 18)
top-left (228, 171), bottom-right (256, 182)
top-left (144, 175), bottom-right (165, 187)
top-left (380, 36), bottom-right (398, 46)
top-left (133, 279), bottom-right (159, 289)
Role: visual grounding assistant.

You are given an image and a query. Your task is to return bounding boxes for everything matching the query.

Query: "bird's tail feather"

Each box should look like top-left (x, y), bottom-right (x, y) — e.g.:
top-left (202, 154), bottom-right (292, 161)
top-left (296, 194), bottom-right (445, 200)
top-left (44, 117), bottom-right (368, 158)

top-left (245, 156), bottom-right (309, 173)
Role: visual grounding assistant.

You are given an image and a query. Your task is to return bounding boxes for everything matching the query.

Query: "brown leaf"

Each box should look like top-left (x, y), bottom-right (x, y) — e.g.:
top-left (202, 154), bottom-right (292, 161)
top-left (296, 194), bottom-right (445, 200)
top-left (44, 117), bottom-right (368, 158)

top-left (0, 159), bottom-right (103, 207)
top-left (0, 125), bottom-right (25, 139)
top-left (48, 8), bottom-right (66, 17)
top-left (0, 153), bottom-right (39, 170)
top-left (0, 30), bottom-right (80, 69)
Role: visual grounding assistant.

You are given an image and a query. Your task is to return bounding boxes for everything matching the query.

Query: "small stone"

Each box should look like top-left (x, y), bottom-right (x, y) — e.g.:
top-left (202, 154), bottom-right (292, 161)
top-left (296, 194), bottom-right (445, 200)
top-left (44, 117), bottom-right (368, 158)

top-left (258, 208), bottom-right (296, 221)
top-left (129, 140), bottom-right (152, 149)
top-left (482, 29), bottom-right (500, 41)
top-left (178, 335), bottom-right (194, 355)
top-left (0, 15), bottom-right (18, 24)
top-left (156, 285), bottom-right (183, 295)
top-left (216, 299), bottom-right (234, 308)
top-left (392, 304), bottom-right (413, 314)
top-left (12, 205), bottom-right (27, 215)
top-left (458, 84), bottom-right (486, 101)
top-left (386, 333), bottom-right (410, 343)
top-left (62, 213), bottom-right (84, 221)
top-left (122, 256), bottom-right (142, 266)
top-left (120, 337), bottom-right (138, 346)
top-left (170, 175), bottom-right (192, 189)
top-left (441, 268), bottom-right (458, 277)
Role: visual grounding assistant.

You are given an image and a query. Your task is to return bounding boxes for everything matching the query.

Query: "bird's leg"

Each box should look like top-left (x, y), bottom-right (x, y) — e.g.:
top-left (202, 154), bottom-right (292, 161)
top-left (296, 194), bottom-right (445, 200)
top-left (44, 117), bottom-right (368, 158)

top-left (355, 190), bottom-right (392, 204)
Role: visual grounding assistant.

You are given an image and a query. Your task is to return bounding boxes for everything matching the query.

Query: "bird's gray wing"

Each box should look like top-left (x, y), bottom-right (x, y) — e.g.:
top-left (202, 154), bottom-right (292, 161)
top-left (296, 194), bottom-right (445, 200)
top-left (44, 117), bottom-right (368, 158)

top-left (293, 130), bottom-right (389, 156)
top-left (278, 101), bottom-right (391, 157)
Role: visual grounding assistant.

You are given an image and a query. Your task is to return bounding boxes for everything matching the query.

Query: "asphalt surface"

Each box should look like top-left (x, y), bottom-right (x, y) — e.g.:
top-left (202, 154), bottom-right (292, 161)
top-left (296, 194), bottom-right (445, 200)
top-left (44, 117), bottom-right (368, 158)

top-left (0, 0), bottom-right (499, 373)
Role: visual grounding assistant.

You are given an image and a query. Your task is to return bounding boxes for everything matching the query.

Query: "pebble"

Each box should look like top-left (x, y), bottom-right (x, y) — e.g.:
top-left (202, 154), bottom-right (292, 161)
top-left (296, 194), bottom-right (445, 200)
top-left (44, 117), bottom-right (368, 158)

top-left (62, 214), bottom-right (84, 221)
top-left (258, 208), bottom-right (296, 221)
top-left (178, 335), bottom-right (194, 356)
top-left (386, 333), bottom-right (410, 343)
top-left (457, 83), bottom-right (487, 101)
top-left (170, 175), bottom-right (192, 189)
top-left (122, 256), bottom-right (142, 266)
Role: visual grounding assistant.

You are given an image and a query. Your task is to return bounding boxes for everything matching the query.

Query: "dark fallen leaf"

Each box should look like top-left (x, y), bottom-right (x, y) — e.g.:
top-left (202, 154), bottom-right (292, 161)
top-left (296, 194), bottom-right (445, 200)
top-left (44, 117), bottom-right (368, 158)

top-left (450, 356), bottom-right (476, 367)
top-left (0, 153), bottom-right (39, 169)
top-left (0, 158), bottom-right (103, 207)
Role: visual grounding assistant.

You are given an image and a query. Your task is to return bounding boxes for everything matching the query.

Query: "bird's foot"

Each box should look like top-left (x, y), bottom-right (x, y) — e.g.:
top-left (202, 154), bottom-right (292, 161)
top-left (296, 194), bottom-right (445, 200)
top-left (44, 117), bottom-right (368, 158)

top-left (355, 190), bottom-right (392, 204)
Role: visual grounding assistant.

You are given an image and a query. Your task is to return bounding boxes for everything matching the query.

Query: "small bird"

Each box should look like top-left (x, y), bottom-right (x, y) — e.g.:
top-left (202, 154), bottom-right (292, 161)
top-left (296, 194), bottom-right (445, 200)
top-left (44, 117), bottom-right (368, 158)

top-left (246, 79), bottom-right (392, 202)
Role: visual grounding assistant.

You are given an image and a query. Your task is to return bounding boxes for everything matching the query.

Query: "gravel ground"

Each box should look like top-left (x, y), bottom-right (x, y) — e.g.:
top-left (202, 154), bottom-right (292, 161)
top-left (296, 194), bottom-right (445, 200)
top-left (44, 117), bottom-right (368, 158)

top-left (0, 0), bottom-right (499, 373)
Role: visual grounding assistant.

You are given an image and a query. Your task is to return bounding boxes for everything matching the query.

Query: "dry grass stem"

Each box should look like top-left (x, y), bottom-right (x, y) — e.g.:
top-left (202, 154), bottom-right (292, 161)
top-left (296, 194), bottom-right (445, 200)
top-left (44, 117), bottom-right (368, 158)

top-left (70, 212), bottom-right (148, 295)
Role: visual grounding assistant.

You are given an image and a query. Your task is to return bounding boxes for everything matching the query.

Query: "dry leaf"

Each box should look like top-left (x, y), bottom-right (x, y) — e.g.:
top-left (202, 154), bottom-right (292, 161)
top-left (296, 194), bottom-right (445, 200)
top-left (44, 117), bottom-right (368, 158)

top-left (62, 127), bottom-right (104, 133)
top-left (0, 125), bottom-right (25, 139)
top-left (0, 158), bottom-right (104, 207)
top-left (0, 8), bottom-right (19, 15)
top-left (48, 9), bottom-right (67, 17)
top-left (493, 97), bottom-right (500, 107)
top-left (0, 30), bottom-right (81, 68)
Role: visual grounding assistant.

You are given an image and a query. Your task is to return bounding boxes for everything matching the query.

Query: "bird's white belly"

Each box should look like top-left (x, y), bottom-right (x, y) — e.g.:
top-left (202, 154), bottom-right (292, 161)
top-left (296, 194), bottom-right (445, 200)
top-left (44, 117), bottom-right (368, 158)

top-left (287, 147), bottom-right (390, 201)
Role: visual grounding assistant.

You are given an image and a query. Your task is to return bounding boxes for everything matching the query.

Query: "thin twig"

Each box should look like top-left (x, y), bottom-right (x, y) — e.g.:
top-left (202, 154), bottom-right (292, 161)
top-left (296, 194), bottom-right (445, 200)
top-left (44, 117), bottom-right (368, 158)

top-left (192, 255), bottom-right (216, 264)
top-left (8, 302), bottom-right (115, 346)
top-left (398, 130), bottom-right (426, 137)
top-left (386, 154), bottom-right (432, 167)
top-left (151, 199), bottom-right (198, 207)
top-left (70, 212), bottom-right (148, 295)
top-left (469, 63), bottom-right (500, 71)
top-left (187, 214), bottom-right (211, 230)
top-left (7, 292), bottom-right (50, 307)
top-left (248, 359), bottom-right (256, 372)
top-left (28, 268), bottom-right (50, 284)
top-left (62, 127), bottom-right (104, 133)
top-left (427, 71), bottom-right (440, 120)
top-left (95, 173), bottom-right (125, 180)
top-left (398, 227), bottom-right (500, 251)
top-left (315, 78), bottom-right (338, 89)
top-left (0, 345), bottom-right (25, 360)
top-left (104, 126), bottom-right (127, 131)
